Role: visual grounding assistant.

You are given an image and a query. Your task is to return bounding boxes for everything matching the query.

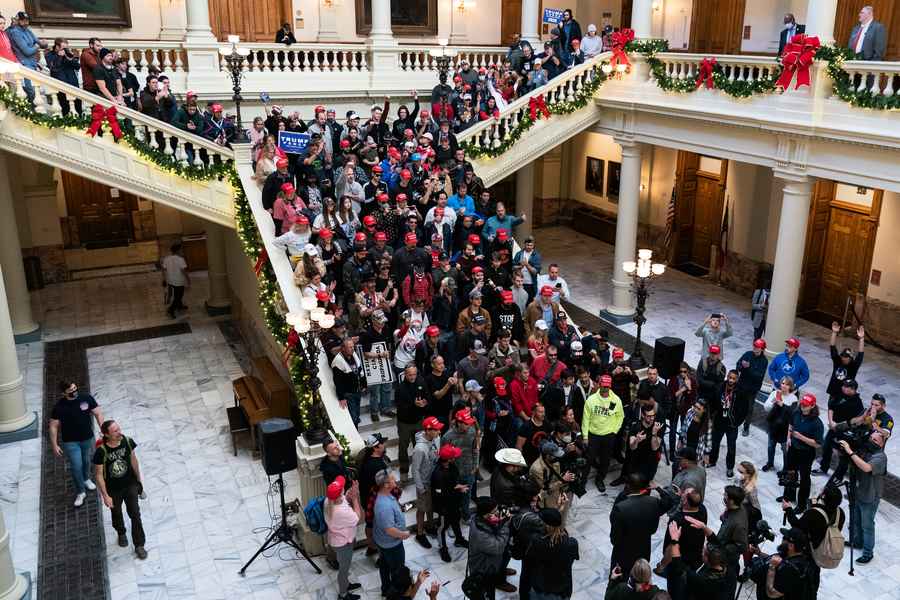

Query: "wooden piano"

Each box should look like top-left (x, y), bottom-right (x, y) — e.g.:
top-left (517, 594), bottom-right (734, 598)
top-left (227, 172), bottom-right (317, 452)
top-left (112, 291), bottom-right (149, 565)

top-left (232, 356), bottom-right (292, 448)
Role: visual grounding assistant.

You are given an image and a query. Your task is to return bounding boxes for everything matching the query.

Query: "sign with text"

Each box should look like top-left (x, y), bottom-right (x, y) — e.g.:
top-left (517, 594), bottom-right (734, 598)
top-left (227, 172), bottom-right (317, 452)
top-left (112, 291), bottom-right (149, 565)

top-left (277, 131), bottom-right (311, 154)
top-left (356, 342), bottom-right (395, 386)
top-left (542, 8), bottom-right (564, 24)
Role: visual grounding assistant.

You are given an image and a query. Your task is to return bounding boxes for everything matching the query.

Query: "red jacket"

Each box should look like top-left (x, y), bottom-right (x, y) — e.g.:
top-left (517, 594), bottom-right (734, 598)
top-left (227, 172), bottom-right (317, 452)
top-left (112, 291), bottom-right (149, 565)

top-left (529, 354), bottom-right (567, 386)
top-left (511, 376), bottom-right (540, 418)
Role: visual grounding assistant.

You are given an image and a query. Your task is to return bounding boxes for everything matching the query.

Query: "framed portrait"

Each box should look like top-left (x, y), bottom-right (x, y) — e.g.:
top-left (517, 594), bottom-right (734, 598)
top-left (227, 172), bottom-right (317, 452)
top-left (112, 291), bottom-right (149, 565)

top-left (25, 0), bottom-right (132, 28)
top-left (356, 0), bottom-right (438, 37)
top-left (607, 161), bottom-right (622, 203)
top-left (585, 157), bottom-right (604, 195)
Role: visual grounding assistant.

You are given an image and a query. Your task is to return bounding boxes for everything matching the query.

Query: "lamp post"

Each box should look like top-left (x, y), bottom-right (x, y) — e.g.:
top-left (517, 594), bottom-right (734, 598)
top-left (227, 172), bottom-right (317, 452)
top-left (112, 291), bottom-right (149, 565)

top-left (622, 248), bottom-right (666, 370)
top-left (286, 299), bottom-right (335, 444)
top-left (428, 38), bottom-right (458, 81)
top-left (219, 35), bottom-right (251, 144)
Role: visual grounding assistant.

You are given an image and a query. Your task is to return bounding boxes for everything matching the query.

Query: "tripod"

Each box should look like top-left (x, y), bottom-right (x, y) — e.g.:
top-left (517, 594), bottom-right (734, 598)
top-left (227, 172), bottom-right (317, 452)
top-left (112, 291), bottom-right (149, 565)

top-left (239, 472), bottom-right (322, 576)
top-left (833, 468), bottom-right (858, 576)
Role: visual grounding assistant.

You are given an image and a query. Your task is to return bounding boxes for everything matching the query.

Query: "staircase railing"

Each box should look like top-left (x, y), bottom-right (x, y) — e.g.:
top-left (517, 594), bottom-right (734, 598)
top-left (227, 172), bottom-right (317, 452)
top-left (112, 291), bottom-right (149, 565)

top-left (457, 51), bottom-right (612, 153)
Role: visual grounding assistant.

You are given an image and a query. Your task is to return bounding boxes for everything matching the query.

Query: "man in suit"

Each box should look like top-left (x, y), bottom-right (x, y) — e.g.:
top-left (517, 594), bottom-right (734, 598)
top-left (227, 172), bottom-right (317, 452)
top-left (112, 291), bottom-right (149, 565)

top-left (778, 14), bottom-right (805, 55)
top-left (848, 5), bottom-right (887, 61)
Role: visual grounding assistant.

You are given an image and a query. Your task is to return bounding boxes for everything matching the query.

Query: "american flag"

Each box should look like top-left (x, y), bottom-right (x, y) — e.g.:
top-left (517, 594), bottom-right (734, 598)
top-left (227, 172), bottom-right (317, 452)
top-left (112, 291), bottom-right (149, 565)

top-left (664, 187), bottom-right (676, 255)
top-left (719, 198), bottom-right (730, 269)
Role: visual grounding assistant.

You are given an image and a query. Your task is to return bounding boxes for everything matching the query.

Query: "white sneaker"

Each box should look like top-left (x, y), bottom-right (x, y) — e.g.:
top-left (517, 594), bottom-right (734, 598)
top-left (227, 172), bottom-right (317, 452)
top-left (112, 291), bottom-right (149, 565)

top-left (74, 493), bottom-right (86, 507)
top-left (84, 480), bottom-right (97, 491)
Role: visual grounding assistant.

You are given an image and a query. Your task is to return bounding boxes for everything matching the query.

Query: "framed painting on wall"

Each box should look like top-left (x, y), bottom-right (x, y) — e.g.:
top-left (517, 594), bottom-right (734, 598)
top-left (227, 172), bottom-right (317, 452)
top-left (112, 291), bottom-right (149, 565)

top-left (25, 0), bottom-right (132, 28)
top-left (585, 157), bottom-right (604, 195)
top-left (607, 160), bottom-right (622, 203)
top-left (355, 0), bottom-right (438, 36)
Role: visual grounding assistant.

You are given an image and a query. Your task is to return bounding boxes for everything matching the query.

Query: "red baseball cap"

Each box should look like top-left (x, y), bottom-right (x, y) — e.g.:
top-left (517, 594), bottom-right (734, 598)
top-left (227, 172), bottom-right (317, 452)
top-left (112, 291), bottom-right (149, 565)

top-left (396, 193), bottom-right (408, 203)
top-left (211, 103), bottom-right (223, 113)
top-left (405, 232), bottom-right (417, 245)
top-left (374, 231), bottom-right (387, 242)
top-left (612, 347), bottom-right (625, 359)
top-left (494, 376), bottom-right (508, 395)
top-left (295, 215), bottom-right (309, 225)
top-left (501, 290), bottom-right (513, 304)
top-left (420, 109), bottom-right (430, 117)
top-left (709, 345), bottom-right (721, 355)
top-left (280, 182), bottom-right (295, 194)
top-left (468, 234), bottom-right (481, 246)
top-left (600, 374), bottom-right (613, 387)
top-left (319, 228), bottom-right (333, 239)
top-left (316, 289), bottom-right (330, 302)
top-left (363, 215), bottom-right (376, 227)
top-left (423, 416), bottom-right (445, 431)
top-left (753, 338), bottom-right (767, 350)
top-left (455, 408), bottom-right (476, 425)
top-left (472, 266), bottom-right (483, 274)
top-left (434, 206), bottom-right (445, 216)
top-left (340, 139), bottom-right (350, 149)
top-left (439, 444), bottom-right (462, 461)
top-left (376, 192), bottom-right (390, 203)
top-left (404, 128), bottom-right (414, 137)
top-left (785, 337), bottom-right (800, 348)
top-left (540, 285), bottom-right (554, 297)
top-left (800, 393), bottom-right (817, 408)
top-left (276, 158), bottom-right (289, 168)
top-left (400, 169), bottom-right (412, 180)
top-left (372, 165), bottom-right (383, 174)
top-left (326, 476), bottom-right (345, 501)
top-left (354, 232), bottom-right (367, 243)
top-left (497, 229), bottom-right (509, 241)
top-left (426, 325), bottom-right (440, 337)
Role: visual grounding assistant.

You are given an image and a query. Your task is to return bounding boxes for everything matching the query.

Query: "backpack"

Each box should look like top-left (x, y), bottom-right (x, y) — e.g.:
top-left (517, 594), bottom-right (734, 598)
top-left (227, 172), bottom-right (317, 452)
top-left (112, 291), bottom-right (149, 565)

top-left (809, 507), bottom-right (844, 569)
top-left (303, 496), bottom-right (328, 535)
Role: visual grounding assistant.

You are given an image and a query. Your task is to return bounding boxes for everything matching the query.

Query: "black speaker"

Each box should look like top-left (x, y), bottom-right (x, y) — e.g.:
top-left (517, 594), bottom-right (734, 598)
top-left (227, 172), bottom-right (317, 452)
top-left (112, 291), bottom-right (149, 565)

top-left (653, 337), bottom-right (686, 380)
top-left (258, 418), bottom-right (298, 475)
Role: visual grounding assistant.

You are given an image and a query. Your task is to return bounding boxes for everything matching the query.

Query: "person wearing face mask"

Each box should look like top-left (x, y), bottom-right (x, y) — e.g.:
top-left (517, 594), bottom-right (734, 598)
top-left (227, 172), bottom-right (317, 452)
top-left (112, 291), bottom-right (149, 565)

top-left (683, 485), bottom-right (747, 600)
top-left (49, 381), bottom-right (104, 507)
top-left (747, 528), bottom-right (814, 600)
top-left (468, 497), bottom-right (516, 597)
top-left (778, 13), bottom-right (805, 55)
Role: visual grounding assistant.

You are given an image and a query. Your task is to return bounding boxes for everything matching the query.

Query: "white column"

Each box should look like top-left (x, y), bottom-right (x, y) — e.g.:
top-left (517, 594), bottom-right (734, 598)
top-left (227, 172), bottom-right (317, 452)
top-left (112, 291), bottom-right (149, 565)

top-left (516, 162), bottom-right (534, 239)
top-left (0, 155), bottom-right (37, 337)
top-left (0, 509), bottom-right (29, 600)
top-left (521, 0), bottom-right (540, 46)
top-left (631, 0), bottom-right (654, 39)
top-left (369, 0), bottom-right (395, 44)
top-left (607, 141), bottom-right (642, 317)
top-left (185, 0), bottom-right (216, 42)
top-left (0, 264), bottom-right (33, 435)
top-left (764, 174), bottom-right (812, 349)
top-left (804, 0), bottom-right (838, 45)
top-left (205, 222), bottom-right (231, 314)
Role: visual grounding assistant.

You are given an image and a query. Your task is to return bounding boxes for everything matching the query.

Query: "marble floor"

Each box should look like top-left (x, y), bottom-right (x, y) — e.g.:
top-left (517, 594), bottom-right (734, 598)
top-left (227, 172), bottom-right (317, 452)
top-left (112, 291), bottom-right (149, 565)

top-left (533, 226), bottom-right (900, 473)
top-left (1, 262), bottom-right (899, 600)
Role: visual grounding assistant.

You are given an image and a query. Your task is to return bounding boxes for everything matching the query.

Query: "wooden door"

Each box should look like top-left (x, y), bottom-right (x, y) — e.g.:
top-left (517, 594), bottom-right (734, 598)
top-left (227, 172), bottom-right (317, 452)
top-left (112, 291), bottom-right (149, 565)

top-left (62, 172), bottom-right (137, 246)
top-left (621, 0), bottom-right (633, 29)
top-left (673, 151), bottom-right (699, 265)
top-left (209, 0), bottom-right (291, 42)
top-left (834, 0), bottom-right (899, 59)
top-left (798, 180), bottom-right (834, 311)
top-left (691, 175), bottom-right (724, 267)
top-left (689, 0), bottom-right (746, 54)
top-left (818, 207), bottom-right (878, 318)
top-left (673, 151), bottom-right (727, 269)
top-left (501, 0), bottom-right (522, 46)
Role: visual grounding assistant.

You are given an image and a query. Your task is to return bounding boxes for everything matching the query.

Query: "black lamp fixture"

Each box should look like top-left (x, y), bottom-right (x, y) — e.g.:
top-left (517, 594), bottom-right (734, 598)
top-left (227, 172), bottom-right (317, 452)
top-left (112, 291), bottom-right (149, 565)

top-left (286, 302), bottom-right (335, 444)
top-left (219, 35), bottom-right (251, 144)
top-left (622, 248), bottom-right (667, 370)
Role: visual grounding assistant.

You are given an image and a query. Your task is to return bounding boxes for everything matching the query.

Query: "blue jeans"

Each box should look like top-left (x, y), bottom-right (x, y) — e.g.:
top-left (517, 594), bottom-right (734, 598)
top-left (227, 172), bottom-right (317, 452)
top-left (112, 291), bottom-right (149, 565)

top-left (852, 499), bottom-right (879, 558)
top-left (767, 433), bottom-right (787, 469)
top-left (378, 542), bottom-right (406, 594)
top-left (344, 392), bottom-right (361, 428)
top-left (62, 438), bottom-right (95, 494)
top-left (369, 383), bottom-right (394, 416)
top-left (458, 473), bottom-right (476, 519)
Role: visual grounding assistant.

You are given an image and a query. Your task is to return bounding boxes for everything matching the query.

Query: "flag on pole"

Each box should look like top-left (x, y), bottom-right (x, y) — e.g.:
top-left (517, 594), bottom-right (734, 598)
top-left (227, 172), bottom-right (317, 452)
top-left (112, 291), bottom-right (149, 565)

top-left (664, 187), bottom-right (676, 255)
top-left (718, 198), bottom-right (730, 269)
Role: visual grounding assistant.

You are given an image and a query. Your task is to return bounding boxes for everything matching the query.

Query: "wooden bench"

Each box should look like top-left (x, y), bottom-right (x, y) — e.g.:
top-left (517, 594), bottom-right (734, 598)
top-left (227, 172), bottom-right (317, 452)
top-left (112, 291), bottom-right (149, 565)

top-left (226, 405), bottom-right (250, 456)
top-left (233, 375), bottom-right (272, 448)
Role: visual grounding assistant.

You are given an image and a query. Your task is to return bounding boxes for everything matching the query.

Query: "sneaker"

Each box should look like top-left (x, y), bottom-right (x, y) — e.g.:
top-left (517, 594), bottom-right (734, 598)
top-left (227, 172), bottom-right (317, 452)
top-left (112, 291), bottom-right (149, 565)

top-left (341, 594), bottom-right (361, 600)
top-left (856, 555), bottom-right (873, 564)
top-left (496, 582), bottom-right (517, 593)
top-left (365, 547), bottom-right (378, 557)
top-left (381, 409), bottom-right (396, 418)
top-left (761, 464), bottom-right (774, 472)
top-left (726, 469), bottom-right (734, 478)
top-left (706, 463), bottom-right (717, 469)
top-left (135, 546), bottom-right (148, 560)
top-left (326, 557), bottom-right (339, 570)
top-left (371, 413), bottom-right (381, 423)
top-left (348, 583), bottom-right (362, 591)
top-left (74, 493), bottom-right (86, 507)
top-left (415, 534), bottom-right (432, 549)
top-left (742, 428), bottom-right (750, 437)
top-left (439, 546), bottom-right (451, 562)
top-left (117, 534), bottom-right (128, 547)
top-left (454, 537), bottom-right (469, 548)
top-left (84, 480), bottom-right (97, 491)
top-left (812, 468), bottom-right (829, 476)
top-left (505, 568), bottom-right (517, 576)
top-left (595, 480), bottom-right (606, 494)
top-left (609, 476), bottom-right (625, 487)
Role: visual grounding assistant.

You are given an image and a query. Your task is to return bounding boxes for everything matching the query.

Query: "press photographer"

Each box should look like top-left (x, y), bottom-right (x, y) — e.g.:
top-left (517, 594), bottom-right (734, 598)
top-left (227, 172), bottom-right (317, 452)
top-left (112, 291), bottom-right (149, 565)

top-left (839, 430), bottom-right (887, 564)
top-left (529, 441), bottom-right (576, 525)
top-left (746, 528), bottom-right (814, 600)
top-left (666, 521), bottom-right (728, 600)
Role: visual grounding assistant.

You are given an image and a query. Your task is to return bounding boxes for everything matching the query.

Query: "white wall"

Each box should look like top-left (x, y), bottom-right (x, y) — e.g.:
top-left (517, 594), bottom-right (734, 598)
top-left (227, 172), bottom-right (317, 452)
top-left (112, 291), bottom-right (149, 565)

top-left (725, 162), bottom-right (775, 263)
top-left (153, 202), bottom-right (185, 235)
top-left (870, 192), bottom-right (900, 305)
top-left (652, 0), bottom-right (693, 50)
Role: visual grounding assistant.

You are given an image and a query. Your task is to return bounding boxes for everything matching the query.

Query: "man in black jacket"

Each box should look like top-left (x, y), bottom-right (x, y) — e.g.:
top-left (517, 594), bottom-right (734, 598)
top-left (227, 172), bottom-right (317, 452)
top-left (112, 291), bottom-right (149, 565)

top-left (735, 338), bottom-right (769, 436)
top-left (708, 370), bottom-right (747, 478)
top-left (697, 346), bottom-right (726, 407)
top-left (331, 338), bottom-right (366, 428)
top-left (637, 366), bottom-right (674, 459)
top-left (261, 158), bottom-right (292, 213)
top-left (684, 485), bottom-right (748, 600)
top-left (609, 474), bottom-right (677, 575)
top-left (395, 364), bottom-right (430, 472)
top-left (667, 521), bottom-right (728, 600)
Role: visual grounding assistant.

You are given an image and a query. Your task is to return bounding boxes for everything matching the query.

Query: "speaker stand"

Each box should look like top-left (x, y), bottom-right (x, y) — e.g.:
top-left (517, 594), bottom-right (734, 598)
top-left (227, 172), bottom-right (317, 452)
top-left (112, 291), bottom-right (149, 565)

top-left (238, 472), bottom-right (322, 576)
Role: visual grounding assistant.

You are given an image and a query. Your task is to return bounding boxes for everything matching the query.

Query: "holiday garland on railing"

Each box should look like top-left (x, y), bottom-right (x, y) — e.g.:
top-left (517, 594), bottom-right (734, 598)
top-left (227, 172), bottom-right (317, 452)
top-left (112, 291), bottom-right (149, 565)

top-left (815, 45), bottom-right (900, 110)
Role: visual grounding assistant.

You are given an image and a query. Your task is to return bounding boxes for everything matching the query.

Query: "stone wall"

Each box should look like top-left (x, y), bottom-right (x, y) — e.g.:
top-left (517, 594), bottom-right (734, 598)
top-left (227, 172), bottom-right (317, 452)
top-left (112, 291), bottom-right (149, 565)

top-left (856, 295), bottom-right (900, 353)
top-left (718, 251), bottom-right (772, 298)
top-left (22, 245), bottom-right (67, 284)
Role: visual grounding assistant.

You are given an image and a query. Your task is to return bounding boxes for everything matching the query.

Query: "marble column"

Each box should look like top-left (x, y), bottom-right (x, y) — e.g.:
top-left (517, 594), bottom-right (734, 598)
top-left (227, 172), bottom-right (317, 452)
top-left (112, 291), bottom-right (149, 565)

top-left (805, 0), bottom-right (838, 45)
top-left (185, 0), bottom-right (216, 42)
top-left (765, 174), bottom-right (812, 351)
top-left (0, 263), bottom-right (34, 436)
top-left (521, 0), bottom-right (540, 46)
top-left (516, 162), bottom-right (534, 239)
top-left (631, 0), bottom-right (654, 39)
top-left (205, 222), bottom-right (231, 315)
top-left (0, 509), bottom-right (29, 600)
top-left (0, 155), bottom-right (38, 338)
top-left (369, 0), bottom-right (394, 44)
top-left (159, 0), bottom-right (187, 41)
top-left (605, 141), bottom-right (642, 320)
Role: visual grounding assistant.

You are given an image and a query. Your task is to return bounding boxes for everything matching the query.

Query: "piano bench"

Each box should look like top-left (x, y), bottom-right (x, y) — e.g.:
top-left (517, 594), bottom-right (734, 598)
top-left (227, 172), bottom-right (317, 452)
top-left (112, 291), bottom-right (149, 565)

top-left (226, 405), bottom-right (250, 457)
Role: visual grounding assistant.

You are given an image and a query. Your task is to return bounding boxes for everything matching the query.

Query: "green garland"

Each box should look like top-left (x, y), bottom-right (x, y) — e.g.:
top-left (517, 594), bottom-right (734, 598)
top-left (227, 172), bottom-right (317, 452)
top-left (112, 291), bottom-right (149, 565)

top-left (462, 64), bottom-right (610, 159)
top-left (815, 44), bottom-right (900, 110)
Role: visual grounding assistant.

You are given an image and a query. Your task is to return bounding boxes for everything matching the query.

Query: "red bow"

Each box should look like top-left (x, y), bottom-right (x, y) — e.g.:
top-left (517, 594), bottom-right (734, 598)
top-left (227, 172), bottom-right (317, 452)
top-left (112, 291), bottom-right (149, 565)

top-left (528, 95), bottom-right (550, 121)
top-left (254, 247), bottom-right (268, 277)
top-left (695, 57), bottom-right (717, 89)
top-left (610, 28), bottom-right (635, 70)
top-left (85, 104), bottom-right (123, 140)
top-left (776, 34), bottom-right (820, 90)
top-left (282, 327), bottom-right (302, 366)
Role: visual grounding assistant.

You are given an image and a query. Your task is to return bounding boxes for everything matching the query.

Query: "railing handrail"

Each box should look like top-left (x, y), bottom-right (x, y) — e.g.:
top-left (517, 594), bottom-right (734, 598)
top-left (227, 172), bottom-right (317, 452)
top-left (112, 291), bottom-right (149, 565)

top-left (655, 52), bottom-right (779, 65)
top-left (841, 59), bottom-right (900, 72)
top-left (64, 40), bottom-right (185, 49)
top-left (458, 51), bottom-right (611, 145)
top-left (1, 58), bottom-right (235, 158)
top-left (222, 41), bottom-right (369, 51)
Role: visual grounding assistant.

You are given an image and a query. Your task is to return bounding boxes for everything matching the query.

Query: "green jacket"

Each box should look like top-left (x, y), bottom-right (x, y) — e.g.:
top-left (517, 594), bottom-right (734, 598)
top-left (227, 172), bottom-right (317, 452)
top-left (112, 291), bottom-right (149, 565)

top-left (582, 389), bottom-right (624, 437)
top-left (171, 107), bottom-right (204, 134)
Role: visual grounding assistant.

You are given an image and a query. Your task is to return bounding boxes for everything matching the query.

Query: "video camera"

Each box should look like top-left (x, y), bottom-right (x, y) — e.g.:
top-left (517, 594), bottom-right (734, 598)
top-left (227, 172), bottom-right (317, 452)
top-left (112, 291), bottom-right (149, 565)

top-left (738, 520), bottom-right (777, 583)
top-left (748, 519), bottom-right (776, 546)
top-left (835, 421), bottom-right (871, 454)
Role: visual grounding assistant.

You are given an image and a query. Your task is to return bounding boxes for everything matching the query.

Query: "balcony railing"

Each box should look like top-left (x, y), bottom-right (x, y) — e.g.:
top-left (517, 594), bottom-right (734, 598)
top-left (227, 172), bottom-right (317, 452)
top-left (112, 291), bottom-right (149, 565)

top-left (398, 46), bottom-right (508, 71)
top-left (842, 60), bottom-right (900, 97)
top-left (44, 41), bottom-right (188, 78)
top-left (652, 52), bottom-right (780, 85)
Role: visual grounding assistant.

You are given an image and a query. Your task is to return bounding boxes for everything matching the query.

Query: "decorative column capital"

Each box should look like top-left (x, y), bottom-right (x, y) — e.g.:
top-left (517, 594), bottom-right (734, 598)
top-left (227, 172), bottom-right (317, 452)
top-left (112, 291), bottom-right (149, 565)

top-left (772, 168), bottom-right (810, 185)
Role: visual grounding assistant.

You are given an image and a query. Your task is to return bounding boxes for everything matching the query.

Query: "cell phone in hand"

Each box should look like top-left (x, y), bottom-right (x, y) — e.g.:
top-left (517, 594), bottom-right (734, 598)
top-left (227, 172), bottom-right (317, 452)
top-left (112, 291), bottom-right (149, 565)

top-left (260, 92), bottom-right (271, 103)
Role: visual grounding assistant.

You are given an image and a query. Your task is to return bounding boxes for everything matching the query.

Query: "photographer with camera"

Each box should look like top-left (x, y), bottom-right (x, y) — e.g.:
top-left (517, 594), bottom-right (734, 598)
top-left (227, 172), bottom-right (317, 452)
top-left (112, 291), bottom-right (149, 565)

top-left (840, 430), bottom-right (887, 564)
top-left (530, 441), bottom-right (576, 524)
top-left (781, 484), bottom-right (845, 596)
top-left (816, 379), bottom-right (866, 483)
top-left (491, 448), bottom-right (529, 506)
top-left (666, 521), bottom-right (728, 600)
top-left (747, 528), bottom-right (814, 600)
top-left (783, 394), bottom-right (824, 510)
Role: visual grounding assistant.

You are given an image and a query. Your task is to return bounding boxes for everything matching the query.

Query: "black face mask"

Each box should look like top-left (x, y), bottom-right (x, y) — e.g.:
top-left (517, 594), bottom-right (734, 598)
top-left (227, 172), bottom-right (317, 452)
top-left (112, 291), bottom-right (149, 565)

top-left (866, 440), bottom-right (881, 453)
